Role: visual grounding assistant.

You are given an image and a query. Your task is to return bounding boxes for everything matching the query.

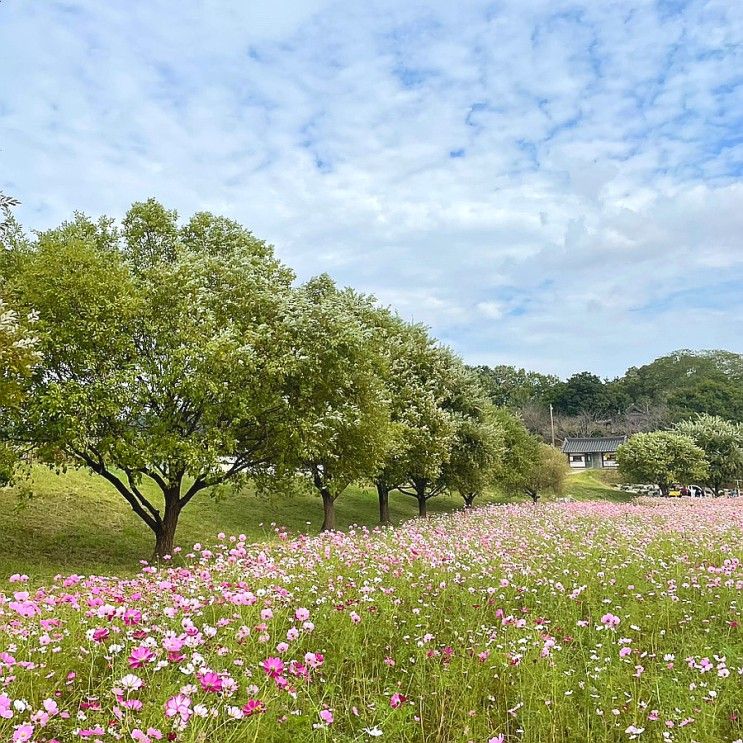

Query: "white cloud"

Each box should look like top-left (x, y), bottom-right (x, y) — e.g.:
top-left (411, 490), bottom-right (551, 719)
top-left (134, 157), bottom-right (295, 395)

top-left (1, 0), bottom-right (741, 377)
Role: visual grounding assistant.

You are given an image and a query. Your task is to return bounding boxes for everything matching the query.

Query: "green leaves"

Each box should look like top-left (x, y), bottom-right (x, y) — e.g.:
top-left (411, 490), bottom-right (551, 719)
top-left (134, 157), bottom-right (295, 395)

top-left (0, 298), bottom-right (40, 485)
top-left (674, 414), bottom-right (743, 494)
top-left (617, 431), bottom-right (708, 494)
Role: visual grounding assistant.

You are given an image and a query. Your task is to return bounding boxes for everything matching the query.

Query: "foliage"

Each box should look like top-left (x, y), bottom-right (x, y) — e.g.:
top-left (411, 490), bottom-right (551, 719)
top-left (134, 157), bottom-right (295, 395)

top-left (394, 361), bottom-right (492, 517)
top-left (0, 298), bottom-right (39, 485)
top-left (523, 442), bottom-right (570, 502)
top-left (490, 408), bottom-right (542, 501)
top-left (283, 275), bottom-right (393, 530)
top-left (674, 413), bottom-right (743, 495)
top-left (0, 191), bottom-right (20, 238)
top-left (470, 364), bottom-right (559, 409)
top-left (3, 200), bottom-right (297, 557)
top-left (616, 431), bottom-right (708, 496)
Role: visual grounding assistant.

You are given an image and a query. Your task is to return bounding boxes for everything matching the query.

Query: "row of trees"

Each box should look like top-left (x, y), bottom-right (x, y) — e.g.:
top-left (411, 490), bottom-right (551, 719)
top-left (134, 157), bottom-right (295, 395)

top-left (472, 350), bottom-right (743, 440)
top-left (616, 414), bottom-right (743, 496)
top-left (0, 199), bottom-right (566, 559)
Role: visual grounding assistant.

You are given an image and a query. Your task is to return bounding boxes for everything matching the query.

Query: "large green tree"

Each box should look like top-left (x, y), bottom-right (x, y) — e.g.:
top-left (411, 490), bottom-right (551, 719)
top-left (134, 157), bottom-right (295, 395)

top-left (442, 402), bottom-right (504, 508)
top-left (490, 409), bottom-right (560, 502)
top-left (284, 275), bottom-right (392, 531)
top-left (617, 431), bottom-right (708, 497)
top-left (674, 414), bottom-right (743, 495)
top-left (394, 360), bottom-right (485, 518)
top-left (0, 299), bottom-right (40, 484)
top-left (372, 318), bottom-right (456, 522)
top-left (5, 200), bottom-right (297, 558)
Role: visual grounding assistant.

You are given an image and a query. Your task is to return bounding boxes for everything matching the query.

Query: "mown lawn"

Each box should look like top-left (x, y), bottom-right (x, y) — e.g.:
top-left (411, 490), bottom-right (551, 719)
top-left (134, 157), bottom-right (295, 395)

top-left (0, 466), bottom-right (622, 579)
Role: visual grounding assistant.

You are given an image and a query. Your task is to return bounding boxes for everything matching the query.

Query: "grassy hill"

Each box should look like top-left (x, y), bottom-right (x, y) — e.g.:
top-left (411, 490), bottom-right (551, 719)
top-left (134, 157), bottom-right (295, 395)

top-left (0, 466), bottom-right (625, 579)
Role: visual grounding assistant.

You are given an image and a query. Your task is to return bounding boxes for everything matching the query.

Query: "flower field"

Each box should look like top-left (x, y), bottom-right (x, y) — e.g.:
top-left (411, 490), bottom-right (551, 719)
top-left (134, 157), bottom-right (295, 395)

top-left (1, 500), bottom-right (742, 743)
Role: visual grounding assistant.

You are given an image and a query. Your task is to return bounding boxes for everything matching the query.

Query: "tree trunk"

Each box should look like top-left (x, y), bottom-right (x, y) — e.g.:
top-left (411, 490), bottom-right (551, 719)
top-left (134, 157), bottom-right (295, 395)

top-left (659, 482), bottom-right (669, 497)
top-left (152, 492), bottom-right (181, 561)
top-left (320, 489), bottom-right (336, 531)
top-left (463, 493), bottom-right (476, 508)
top-left (526, 489), bottom-right (540, 504)
top-left (377, 482), bottom-right (391, 525)
top-left (417, 494), bottom-right (427, 518)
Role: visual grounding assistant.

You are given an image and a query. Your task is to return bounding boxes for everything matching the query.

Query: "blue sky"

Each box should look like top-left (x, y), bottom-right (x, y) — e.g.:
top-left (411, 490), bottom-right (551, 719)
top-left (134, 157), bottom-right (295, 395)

top-left (1, 0), bottom-right (742, 377)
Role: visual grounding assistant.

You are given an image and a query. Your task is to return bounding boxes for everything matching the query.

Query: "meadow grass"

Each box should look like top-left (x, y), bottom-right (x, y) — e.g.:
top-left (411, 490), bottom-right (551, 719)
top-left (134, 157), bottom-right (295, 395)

top-left (0, 497), bottom-right (740, 742)
top-left (0, 466), bottom-right (619, 578)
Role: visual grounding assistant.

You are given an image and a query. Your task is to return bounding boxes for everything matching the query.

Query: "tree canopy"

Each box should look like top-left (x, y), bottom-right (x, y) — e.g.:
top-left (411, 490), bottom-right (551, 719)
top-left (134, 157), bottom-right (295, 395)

top-left (4, 201), bottom-right (297, 558)
top-left (616, 431), bottom-right (708, 496)
top-left (674, 414), bottom-right (743, 495)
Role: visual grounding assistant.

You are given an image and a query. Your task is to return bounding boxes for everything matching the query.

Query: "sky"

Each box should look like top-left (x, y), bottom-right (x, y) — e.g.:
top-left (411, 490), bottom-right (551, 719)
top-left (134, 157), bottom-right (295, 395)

top-left (1, 0), bottom-right (742, 378)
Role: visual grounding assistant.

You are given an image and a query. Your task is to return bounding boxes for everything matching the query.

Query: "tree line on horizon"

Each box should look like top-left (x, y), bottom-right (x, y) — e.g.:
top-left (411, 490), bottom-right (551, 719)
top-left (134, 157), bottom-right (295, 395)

top-left (0, 197), bottom-right (568, 560)
top-left (471, 349), bottom-right (743, 442)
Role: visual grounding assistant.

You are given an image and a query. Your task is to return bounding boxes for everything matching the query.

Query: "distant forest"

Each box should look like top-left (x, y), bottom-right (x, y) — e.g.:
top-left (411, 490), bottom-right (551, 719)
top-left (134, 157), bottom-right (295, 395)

top-left (470, 349), bottom-right (743, 443)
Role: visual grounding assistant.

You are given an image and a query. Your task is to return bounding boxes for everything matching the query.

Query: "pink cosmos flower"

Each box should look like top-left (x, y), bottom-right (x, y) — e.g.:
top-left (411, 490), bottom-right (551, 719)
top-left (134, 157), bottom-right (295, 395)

top-left (12, 724), bottom-right (34, 743)
top-left (619, 647), bottom-right (632, 658)
top-left (489, 736), bottom-right (505, 743)
top-left (78, 726), bottom-right (106, 738)
top-left (242, 699), bottom-right (266, 717)
top-left (198, 671), bottom-right (223, 693)
top-left (123, 608), bottom-right (143, 626)
top-left (390, 693), bottom-right (407, 708)
top-left (261, 657), bottom-right (284, 678)
top-left (350, 611), bottom-right (361, 624)
top-left (601, 613), bottom-right (621, 629)
top-left (0, 693), bottom-right (13, 719)
top-left (164, 694), bottom-right (192, 722)
top-left (128, 646), bottom-right (155, 668)
top-left (92, 627), bottom-right (109, 643)
top-left (304, 652), bottom-right (324, 669)
top-left (319, 709), bottom-right (334, 725)
top-left (295, 607), bottom-right (310, 621)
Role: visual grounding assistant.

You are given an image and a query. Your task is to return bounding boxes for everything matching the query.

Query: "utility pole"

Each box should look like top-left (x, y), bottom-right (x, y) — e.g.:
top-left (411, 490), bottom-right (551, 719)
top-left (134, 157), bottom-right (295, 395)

top-left (549, 403), bottom-right (555, 447)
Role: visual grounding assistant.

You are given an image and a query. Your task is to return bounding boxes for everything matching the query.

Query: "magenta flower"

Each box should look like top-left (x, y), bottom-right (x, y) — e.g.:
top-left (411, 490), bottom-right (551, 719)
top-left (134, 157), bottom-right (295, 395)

top-left (242, 699), bottom-right (266, 717)
top-left (295, 607), bottom-right (310, 621)
top-left (198, 671), bottom-right (223, 693)
top-left (319, 709), bottom-right (334, 725)
top-left (123, 608), bottom-right (143, 626)
top-left (164, 694), bottom-right (192, 722)
top-left (0, 693), bottom-right (13, 719)
top-left (12, 724), bottom-right (34, 743)
top-left (390, 692), bottom-right (407, 709)
top-left (128, 645), bottom-right (156, 668)
top-left (92, 627), bottom-right (109, 643)
top-left (600, 613), bottom-right (621, 629)
top-left (261, 656), bottom-right (284, 678)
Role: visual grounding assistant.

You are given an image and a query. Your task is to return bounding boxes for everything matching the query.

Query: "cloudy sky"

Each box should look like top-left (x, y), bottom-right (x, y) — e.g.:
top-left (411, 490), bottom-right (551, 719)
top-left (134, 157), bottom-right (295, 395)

top-left (1, 0), bottom-right (741, 377)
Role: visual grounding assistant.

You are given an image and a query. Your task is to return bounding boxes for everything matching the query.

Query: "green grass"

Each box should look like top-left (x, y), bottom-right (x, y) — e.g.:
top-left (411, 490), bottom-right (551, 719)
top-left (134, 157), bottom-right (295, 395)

top-left (561, 468), bottom-right (632, 502)
top-left (0, 465), bottom-right (624, 579)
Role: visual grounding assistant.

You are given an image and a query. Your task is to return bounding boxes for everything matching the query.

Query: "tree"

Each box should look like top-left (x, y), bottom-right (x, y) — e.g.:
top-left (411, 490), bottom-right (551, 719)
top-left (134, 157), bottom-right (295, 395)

top-left (395, 362), bottom-right (485, 518)
top-left (552, 372), bottom-right (612, 417)
top-left (371, 317), bottom-right (456, 523)
top-left (470, 364), bottom-right (559, 409)
top-left (522, 443), bottom-right (569, 503)
top-left (5, 200), bottom-right (297, 559)
top-left (0, 192), bottom-right (20, 238)
top-left (0, 299), bottom-right (40, 485)
top-left (491, 409), bottom-right (563, 502)
top-left (674, 414), bottom-right (743, 495)
top-left (442, 403), bottom-right (503, 508)
top-left (616, 431), bottom-right (708, 497)
top-left (284, 275), bottom-right (392, 531)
